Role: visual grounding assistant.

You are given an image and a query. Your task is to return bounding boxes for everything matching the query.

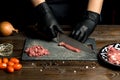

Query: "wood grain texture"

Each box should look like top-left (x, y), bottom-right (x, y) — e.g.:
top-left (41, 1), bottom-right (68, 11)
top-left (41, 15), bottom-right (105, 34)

top-left (90, 25), bottom-right (120, 50)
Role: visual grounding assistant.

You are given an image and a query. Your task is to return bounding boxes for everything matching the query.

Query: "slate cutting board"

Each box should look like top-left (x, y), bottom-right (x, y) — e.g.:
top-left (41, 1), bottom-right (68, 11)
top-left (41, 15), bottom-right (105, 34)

top-left (22, 38), bottom-right (97, 60)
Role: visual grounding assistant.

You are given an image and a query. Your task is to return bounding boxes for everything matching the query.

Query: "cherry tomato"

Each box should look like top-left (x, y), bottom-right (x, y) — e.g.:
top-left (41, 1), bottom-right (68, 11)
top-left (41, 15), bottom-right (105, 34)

top-left (10, 58), bottom-right (19, 64)
top-left (7, 66), bottom-right (14, 73)
top-left (13, 63), bottom-right (22, 70)
top-left (7, 61), bottom-right (15, 66)
top-left (0, 63), bottom-right (7, 69)
top-left (0, 58), bottom-right (2, 63)
top-left (2, 58), bottom-right (9, 63)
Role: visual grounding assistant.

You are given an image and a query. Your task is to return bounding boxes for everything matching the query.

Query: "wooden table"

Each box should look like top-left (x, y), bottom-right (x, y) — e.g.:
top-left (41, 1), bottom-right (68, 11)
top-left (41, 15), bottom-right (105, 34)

top-left (0, 25), bottom-right (120, 80)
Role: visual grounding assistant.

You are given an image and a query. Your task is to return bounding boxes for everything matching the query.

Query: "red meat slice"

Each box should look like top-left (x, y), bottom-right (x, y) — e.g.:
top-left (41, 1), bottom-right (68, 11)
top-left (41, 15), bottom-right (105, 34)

top-left (58, 42), bottom-right (80, 53)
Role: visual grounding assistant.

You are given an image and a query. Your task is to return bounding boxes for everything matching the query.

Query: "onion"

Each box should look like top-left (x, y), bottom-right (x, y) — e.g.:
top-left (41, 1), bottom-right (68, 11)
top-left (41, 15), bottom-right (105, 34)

top-left (0, 21), bottom-right (18, 36)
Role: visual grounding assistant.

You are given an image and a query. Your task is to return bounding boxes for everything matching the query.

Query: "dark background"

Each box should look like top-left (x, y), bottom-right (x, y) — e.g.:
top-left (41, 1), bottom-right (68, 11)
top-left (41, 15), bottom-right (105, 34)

top-left (100, 0), bottom-right (120, 25)
top-left (0, 0), bottom-right (120, 30)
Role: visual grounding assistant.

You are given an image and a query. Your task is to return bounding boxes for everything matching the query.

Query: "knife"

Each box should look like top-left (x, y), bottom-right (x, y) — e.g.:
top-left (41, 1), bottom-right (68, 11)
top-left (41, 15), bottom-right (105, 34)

top-left (54, 32), bottom-right (94, 53)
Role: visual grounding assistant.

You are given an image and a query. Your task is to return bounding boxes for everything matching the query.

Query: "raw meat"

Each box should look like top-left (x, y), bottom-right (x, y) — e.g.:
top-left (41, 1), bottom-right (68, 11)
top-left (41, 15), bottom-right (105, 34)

top-left (25, 45), bottom-right (49, 57)
top-left (107, 46), bottom-right (120, 65)
top-left (58, 42), bottom-right (80, 53)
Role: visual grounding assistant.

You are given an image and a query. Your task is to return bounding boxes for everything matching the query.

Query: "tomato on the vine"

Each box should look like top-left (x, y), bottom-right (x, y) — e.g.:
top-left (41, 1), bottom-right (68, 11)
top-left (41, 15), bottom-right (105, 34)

top-left (7, 61), bottom-right (15, 66)
top-left (7, 66), bottom-right (14, 73)
top-left (10, 58), bottom-right (20, 64)
top-left (2, 58), bottom-right (9, 63)
top-left (0, 58), bottom-right (2, 63)
top-left (0, 63), bottom-right (7, 69)
top-left (13, 63), bottom-right (22, 70)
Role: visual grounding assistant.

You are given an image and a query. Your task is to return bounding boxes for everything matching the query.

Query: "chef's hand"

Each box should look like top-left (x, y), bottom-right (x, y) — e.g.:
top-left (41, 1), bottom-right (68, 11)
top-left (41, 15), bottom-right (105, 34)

top-left (70, 11), bottom-right (100, 43)
top-left (35, 2), bottom-right (63, 40)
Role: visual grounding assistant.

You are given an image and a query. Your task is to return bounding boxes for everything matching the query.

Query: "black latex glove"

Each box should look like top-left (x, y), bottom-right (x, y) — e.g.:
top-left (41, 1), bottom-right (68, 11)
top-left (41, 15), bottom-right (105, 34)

top-left (35, 2), bottom-right (63, 40)
top-left (70, 11), bottom-right (100, 43)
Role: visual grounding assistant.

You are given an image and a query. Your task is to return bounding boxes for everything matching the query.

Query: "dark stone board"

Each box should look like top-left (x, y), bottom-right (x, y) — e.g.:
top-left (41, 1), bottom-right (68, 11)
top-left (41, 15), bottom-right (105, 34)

top-left (22, 38), bottom-right (97, 60)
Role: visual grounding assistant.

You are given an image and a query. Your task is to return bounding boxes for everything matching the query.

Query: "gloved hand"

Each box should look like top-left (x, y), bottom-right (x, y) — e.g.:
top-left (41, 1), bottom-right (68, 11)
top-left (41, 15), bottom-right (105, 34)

top-left (70, 11), bottom-right (100, 43)
top-left (35, 2), bottom-right (63, 40)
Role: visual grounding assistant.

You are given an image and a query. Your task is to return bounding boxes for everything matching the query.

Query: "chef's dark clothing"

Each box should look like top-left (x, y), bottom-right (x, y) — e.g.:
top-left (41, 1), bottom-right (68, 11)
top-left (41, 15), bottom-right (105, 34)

top-left (0, 0), bottom-right (88, 25)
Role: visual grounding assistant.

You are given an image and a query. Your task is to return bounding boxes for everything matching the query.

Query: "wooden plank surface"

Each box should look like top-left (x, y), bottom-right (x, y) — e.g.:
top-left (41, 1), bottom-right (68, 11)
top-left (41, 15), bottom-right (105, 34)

top-left (0, 60), bottom-right (120, 80)
top-left (90, 25), bottom-right (120, 50)
top-left (0, 25), bottom-right (120, 80)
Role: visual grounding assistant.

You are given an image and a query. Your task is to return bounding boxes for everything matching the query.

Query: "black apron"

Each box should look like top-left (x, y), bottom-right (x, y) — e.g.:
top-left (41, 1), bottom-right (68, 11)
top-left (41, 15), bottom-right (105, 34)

top-left (0, 0), bottom-right (88, 26)
top-left (46, 0), bottom-right (88, 24)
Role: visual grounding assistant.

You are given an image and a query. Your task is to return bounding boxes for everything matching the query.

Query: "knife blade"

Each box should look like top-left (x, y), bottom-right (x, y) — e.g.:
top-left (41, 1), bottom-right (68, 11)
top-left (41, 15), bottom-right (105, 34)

top-left (55, 33), bottom-right (94, 53)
